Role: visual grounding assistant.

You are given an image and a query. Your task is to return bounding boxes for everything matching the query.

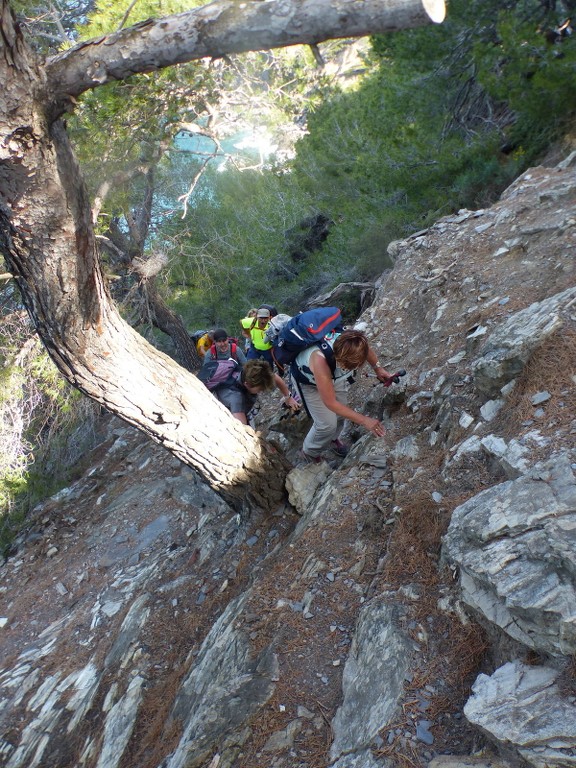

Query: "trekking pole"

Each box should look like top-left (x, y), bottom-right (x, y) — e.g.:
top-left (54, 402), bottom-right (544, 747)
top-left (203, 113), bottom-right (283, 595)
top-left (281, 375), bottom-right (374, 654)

top-left (364, 368), bottom-right (406, 386)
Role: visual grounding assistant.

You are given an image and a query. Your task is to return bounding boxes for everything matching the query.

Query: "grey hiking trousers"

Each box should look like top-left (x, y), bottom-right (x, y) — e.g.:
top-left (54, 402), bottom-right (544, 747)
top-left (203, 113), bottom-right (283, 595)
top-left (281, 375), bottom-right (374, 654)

top-left (300, 377), bottom-right (349, 458)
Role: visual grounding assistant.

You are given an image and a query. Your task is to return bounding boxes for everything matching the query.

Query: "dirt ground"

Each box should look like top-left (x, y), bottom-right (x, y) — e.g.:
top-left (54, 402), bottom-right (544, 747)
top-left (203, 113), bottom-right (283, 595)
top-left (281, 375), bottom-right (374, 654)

top-left (1, 158), bottom-right (575, 768)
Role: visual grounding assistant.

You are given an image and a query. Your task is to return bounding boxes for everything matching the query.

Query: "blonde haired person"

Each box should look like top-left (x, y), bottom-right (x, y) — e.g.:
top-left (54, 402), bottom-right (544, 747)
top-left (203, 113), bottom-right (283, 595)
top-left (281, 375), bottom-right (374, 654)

top-left (293, 329), bottom-right (391, 462)
top-left (215, 359), bottom-right (300, 425)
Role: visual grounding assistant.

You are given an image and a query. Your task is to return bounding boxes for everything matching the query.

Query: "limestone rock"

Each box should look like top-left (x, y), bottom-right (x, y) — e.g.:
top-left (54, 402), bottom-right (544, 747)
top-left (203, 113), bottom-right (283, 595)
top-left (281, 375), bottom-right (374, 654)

top-left (306, 281), bottom-right (377, 318)
top-left (285, 462), bottom-right (332, 515)
top-left (429, 756), bottom-right (512, 768)
top-left (473, 286), bottom-right (576, 397)
top-left (442, 453), bottom-right (576, 656)
top-left (166, 592), bottom-right (279, 768)
top-left (464, 660), bottom-right (576, 768)
top-left (330, 601), bottom-right (412, 761)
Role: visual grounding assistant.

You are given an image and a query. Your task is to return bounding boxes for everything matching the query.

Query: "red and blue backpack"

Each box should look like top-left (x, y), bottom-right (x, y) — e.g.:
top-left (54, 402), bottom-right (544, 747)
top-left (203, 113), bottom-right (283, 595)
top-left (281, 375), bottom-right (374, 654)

top-left (271, 307), bottom-right (343, 375)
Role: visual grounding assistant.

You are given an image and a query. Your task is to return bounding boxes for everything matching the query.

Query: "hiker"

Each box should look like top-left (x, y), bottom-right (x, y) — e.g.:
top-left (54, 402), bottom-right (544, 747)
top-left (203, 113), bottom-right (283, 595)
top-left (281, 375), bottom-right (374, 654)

top-left (244, 307), bottom-right (275, 365)
top-left (292, 329), bottom-right (391, 462)
top-left (193, 329), bottom-right (213, 359)
top-left (214, 358), bottom-right (300, 425)
top-left (258, 304), bottom-right (278, 318)
top-left (202, 328), bottom-right (247, 366)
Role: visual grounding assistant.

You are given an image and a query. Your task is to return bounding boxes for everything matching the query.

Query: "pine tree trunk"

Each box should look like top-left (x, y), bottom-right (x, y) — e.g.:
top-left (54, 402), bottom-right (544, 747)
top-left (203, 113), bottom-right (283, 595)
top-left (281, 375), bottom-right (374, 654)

top-left (0, 0), bottom-right (443, 507)
top-left (144, 281), bottom-right (203, 372)
top-left (0, 5), bottom-right (288, 510)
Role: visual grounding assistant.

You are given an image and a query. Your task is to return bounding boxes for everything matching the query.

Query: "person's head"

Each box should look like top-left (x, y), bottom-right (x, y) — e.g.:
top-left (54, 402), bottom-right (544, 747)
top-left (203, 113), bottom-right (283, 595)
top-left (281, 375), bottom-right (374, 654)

top-left (242, 359), bottom-right (275, 394)
top-left (255, 307), bottom-right (271, 328)
top-left (333, 330), bottom-right (370, 371)
top-left (212, 328), bottom-right (229, 352)
top-left (259, 304), bottom-right (278, 318)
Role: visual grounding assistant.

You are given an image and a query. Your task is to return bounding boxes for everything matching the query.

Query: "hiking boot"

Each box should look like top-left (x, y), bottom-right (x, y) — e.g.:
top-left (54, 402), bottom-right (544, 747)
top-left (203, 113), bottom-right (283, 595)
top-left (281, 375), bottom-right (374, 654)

top-left (299, 451), bottom-right (324, 465)
top-left (330, 439), bottom-right (349, 457)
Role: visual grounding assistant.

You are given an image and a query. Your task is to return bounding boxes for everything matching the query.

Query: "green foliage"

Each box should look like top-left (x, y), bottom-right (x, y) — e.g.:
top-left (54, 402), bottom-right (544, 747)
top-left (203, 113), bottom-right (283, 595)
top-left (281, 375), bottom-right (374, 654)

top-left (68, 0), bottom-right (215, 220)
top-left (280, 0), bottom-right (574, 291)
top-left (0, 313), bottom-right (100, 558)
top-left (77, 0), bottom-right (204, 38)
top-left (473, 12), bottom-right (576, 159)
top-left (154, 163), bottom-right (315, 328)
top-left (69, 66), bottom-right (214, 210)
top-left (72, 0), bottom-right (576, 349)
top-left (146, 0), bottom-right (576, 331)
top-left (68, 0), bottom-right (333, 338)
top-left (11, 0), bottom-right (93, 53)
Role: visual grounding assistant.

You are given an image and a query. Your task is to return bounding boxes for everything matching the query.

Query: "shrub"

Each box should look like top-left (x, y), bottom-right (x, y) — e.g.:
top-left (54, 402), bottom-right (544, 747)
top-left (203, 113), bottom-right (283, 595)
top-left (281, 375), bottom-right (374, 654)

top-left (0, 312), bottom-right (101, 557)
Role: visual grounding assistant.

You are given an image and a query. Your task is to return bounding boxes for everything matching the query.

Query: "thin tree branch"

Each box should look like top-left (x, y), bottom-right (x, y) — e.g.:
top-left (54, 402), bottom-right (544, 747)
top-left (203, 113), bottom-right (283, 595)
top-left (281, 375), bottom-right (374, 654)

top-left (117, 0), bottom-right (140, 31)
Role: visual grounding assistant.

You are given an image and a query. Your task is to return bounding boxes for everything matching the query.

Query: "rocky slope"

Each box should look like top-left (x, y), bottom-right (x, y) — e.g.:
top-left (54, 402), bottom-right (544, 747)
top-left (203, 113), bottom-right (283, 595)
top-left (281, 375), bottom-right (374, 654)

top-left (0, 154), bottom-right (575, 768)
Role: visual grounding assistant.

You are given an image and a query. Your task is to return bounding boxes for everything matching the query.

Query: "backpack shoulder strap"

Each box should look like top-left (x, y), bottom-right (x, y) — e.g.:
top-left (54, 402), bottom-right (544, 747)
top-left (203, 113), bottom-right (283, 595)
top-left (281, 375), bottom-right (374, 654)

top-left (291, 340), bottom-right (336, 387)
top-left (317, 339), bottom-right (336, 376)
top-left (230, 341), bottom-right (238, 359)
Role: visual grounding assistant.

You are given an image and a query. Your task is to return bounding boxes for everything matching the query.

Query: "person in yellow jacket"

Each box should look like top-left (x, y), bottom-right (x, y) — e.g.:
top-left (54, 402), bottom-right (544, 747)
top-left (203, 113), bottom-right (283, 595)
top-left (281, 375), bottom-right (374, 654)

top-left (241, 307), bottom-right (275, 366)
top-left (194, 330), bottom-right (213, 359)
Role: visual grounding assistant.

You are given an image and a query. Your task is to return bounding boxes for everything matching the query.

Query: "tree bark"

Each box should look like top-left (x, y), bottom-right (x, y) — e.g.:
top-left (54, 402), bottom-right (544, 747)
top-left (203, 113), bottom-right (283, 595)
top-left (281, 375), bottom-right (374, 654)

top-left (0, 0), bottom-right (444, 508)
top-left (143, 280), bottom-right (203, 372)
top-left (45, 0), bottom-right (445, 116)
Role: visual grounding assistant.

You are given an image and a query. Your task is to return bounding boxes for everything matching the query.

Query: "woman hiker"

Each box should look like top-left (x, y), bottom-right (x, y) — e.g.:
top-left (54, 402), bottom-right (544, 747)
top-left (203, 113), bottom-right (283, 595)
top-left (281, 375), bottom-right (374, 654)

top-left (292, 329), bottom-right (391, 462)
top-left (214, 358), bottom-right (300, 426)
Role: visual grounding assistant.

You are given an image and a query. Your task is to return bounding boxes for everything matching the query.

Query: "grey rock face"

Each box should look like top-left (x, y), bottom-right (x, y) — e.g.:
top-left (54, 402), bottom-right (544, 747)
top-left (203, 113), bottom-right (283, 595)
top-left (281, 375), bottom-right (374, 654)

top-left (285, 462), bottom-right (333, 515)
top-left (429, 758), bottom-right (512, 768)
top-left (479, 434), bottom-right (530, 479)
top-left (165, 593), bottom-right (279, 768)
top-left (332, 750), bottom-right (391, 768)
top-left (306, 281), bottom-right (378, 317)
top-left (443, 453), bottom-right (576, 656)
top-left (473, 286), bottom-right (576, 397)
top-left (464, 660), bottom-right (576, 768)
top-left (330, 601), bottom-right (412, 761)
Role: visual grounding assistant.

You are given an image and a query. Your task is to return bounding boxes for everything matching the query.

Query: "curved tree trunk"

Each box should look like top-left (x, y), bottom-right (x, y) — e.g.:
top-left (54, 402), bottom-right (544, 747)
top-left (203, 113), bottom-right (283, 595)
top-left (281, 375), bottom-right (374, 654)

top-left (0, 10), bottom-right (287, 510)
top-left (45, 0), bottom-right (445, 109)
top-left (0, 0), bottom-right (444, 508)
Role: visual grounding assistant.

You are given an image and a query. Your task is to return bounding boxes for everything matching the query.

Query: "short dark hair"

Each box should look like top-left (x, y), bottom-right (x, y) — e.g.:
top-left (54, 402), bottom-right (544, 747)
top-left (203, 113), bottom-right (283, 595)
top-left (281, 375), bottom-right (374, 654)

top-left (213, 328), bottom-right (228, 341)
